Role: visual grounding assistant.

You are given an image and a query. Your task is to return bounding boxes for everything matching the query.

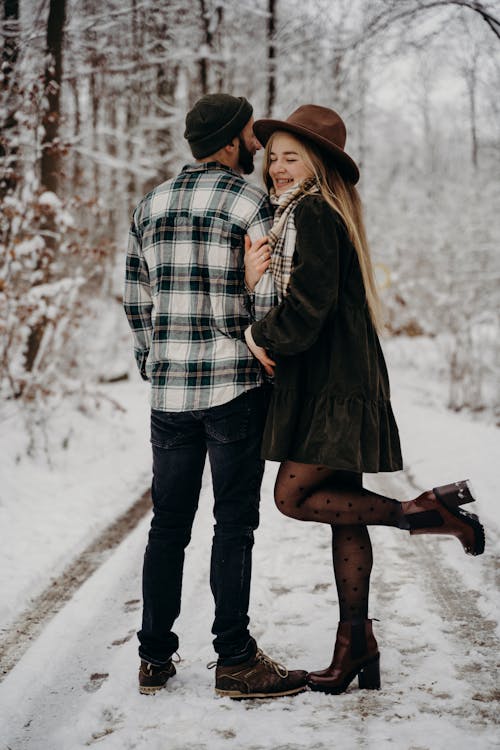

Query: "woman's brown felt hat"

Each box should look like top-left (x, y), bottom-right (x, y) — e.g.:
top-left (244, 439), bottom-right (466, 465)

top-left (254, 104), bottom-right (359, 184)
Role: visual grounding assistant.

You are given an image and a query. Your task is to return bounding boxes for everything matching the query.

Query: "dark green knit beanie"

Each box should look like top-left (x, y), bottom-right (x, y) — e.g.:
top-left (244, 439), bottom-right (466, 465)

top-left (184, 94), bottom-right (253, 159)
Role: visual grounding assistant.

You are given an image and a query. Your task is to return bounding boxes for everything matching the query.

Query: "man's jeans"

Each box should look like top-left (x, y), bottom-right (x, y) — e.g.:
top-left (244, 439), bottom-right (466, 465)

top-left (138, 386), bottom-right (269, 667)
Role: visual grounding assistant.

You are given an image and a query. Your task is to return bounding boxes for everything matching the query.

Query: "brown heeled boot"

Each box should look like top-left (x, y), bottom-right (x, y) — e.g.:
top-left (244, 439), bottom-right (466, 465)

top-left (402, 480), bottom-right (485, 556)
top-left (307, 619), bottom-right (380, 694)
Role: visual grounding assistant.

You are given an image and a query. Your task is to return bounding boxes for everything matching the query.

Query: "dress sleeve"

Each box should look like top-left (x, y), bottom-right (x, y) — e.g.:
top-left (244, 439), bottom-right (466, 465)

top-left (250, 196), bottom-right (340, 356)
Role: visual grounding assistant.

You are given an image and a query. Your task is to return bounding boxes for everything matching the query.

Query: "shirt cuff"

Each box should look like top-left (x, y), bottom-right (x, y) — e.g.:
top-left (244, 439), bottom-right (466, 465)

top-left (249, 321), bottom-right (267, 348)
top-left (244, 325), bottom-right (258, 351)
top-left (135, 349), bottom-right (150, 381)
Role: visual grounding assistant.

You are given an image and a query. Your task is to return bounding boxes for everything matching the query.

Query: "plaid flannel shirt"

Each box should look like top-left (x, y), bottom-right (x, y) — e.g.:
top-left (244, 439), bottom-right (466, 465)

top-left (124, 162), bottom-right (276, 411)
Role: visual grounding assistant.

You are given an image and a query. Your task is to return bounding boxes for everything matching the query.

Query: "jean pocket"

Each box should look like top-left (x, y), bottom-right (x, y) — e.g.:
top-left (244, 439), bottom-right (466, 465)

top-left (205, 393), bottom-right (251, 444)
top-left (150, 410), bottom-right (191, 449)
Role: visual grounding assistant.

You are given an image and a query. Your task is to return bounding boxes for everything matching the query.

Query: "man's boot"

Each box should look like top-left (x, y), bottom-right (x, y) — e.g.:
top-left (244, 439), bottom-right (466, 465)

top-left (138, 659), bottom-right (176, 695)
top-left (211, 643), bottom-right (307, 699)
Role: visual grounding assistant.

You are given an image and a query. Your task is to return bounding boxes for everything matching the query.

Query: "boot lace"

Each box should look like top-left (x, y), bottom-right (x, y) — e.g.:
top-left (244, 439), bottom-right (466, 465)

top-left (207, 649), bottom-right (288, 677)
top-left (255, 649), bottom-right (288, 678)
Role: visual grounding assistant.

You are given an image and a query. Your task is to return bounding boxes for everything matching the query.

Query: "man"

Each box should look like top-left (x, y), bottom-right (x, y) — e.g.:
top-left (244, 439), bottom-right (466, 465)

top-left (124, 93), bottom-right (307, 699)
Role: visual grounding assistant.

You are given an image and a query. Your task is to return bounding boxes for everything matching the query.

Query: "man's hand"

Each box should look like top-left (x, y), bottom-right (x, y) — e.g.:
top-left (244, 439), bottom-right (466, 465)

top-left (244, 326), bottom-right (276, 376)
top-left (244, 235), bottom-right (271, 292)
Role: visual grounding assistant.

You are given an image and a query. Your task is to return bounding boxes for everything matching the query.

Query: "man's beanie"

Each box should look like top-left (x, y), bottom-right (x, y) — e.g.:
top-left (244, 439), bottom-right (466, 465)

top-left (184, 94), bottom-right (253, 159)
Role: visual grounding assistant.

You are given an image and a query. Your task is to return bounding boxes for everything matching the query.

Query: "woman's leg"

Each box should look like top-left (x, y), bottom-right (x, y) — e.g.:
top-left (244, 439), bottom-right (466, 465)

top-left (274, 466), bottom-right (379, 694)
top-left (276, 465), bottom-right (374, 621)
top-left (333, 525), bottom-right (373, 621)
top-left (274, 461), bottom-right (404, 527)
top-left (274, 462), bottom-right (485, 557)
top-left (274, 462), bottom-right (485, 694)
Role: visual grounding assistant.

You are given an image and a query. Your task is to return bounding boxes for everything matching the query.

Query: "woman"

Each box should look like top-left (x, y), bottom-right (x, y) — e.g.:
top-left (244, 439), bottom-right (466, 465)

top-left (243, 104), bottom-right (485, 695)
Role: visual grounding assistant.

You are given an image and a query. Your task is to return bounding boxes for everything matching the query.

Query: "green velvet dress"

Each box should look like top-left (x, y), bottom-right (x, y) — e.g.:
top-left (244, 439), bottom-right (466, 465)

top-left (251, 195), bottom-right (403, 473)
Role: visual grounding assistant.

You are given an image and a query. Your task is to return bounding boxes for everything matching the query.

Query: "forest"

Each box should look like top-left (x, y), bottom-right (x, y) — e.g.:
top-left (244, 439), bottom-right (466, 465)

top-left (1, 0), bottom-right (499, 445)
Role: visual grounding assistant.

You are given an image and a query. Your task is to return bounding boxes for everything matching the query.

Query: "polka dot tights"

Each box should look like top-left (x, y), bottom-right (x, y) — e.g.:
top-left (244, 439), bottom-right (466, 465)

top-left (274, 461), bottom-right (405, 621)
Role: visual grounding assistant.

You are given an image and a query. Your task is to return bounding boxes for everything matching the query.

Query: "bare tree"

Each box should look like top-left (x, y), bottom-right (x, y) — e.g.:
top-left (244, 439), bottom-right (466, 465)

top-left (0, 0), bottom-right (20, 197)
top-left (198, 0), bottom-right (224, 95)
top-left (266, 0), bottom-right (276, 116)
top-left (456, 12), bottom-right (483, 167)
top-left (24, 0), bottom-right (67, 374)
top-left (344, 1), bottom-right (500, 49)
top-left (40, 0), bottom-right (66, 194)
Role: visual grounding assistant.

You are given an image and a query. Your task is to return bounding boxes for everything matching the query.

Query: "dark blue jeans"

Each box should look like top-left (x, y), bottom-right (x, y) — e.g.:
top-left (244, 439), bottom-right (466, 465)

top-left (138, 386), bottom-right (269, 667)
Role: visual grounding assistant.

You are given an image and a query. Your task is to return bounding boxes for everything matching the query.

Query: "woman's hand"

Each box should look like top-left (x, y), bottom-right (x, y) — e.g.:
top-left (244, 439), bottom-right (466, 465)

top-left (244, 235), bottom-right (271, 292)
top-left (244, 326), bottom-right (276, 376)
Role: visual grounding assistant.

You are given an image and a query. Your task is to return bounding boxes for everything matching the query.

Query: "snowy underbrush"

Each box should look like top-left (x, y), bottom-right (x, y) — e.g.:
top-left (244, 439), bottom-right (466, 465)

top-left (0, 186), bottom-right (121, 425)
top-left (383, 327), bottom-right (500, 425)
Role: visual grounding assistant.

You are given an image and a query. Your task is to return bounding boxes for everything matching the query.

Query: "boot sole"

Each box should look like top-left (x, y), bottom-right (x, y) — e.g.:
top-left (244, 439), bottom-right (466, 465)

top-left (215, 685), bottom-right (307, 699)
top-left (139, 683), bottom-right (170, 695)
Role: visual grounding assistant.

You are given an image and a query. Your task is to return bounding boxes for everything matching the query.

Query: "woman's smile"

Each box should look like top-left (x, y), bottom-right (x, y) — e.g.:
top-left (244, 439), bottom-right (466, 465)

top-left (268, 132), bottom-right (314, 195)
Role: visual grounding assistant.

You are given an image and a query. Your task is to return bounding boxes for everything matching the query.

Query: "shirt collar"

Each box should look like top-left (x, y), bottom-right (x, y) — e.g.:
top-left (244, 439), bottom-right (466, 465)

top-left (181, 161), bottom-right (241, 178)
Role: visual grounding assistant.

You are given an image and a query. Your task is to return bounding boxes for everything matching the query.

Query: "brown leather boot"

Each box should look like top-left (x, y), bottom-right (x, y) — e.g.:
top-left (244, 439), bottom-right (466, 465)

top-left (211, 646), bottom-right (307, 699)
top-left (138, 658), bottom-right (176, 695)
top-left (402, 480), bottom-right (485, 556)
top-left (307, 620), bottom-right (380, 694)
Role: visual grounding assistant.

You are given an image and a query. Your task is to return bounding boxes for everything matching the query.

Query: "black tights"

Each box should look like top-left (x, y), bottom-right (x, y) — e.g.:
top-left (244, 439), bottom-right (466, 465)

top-left (274, 462), bottom-right (405, 621)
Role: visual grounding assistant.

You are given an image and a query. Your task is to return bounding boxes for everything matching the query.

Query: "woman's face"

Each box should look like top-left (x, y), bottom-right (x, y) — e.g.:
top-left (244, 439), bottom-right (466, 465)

top-left (267, 132), bottom-right (314, 195)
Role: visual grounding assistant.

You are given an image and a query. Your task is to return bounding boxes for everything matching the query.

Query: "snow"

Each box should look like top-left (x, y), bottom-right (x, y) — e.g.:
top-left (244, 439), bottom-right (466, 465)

top-left (38, 192), bottom-right (62, 209)
top-left (0, 383), bottom-right (151, 630)
top-left (0, 349), bottom-right (499, 750)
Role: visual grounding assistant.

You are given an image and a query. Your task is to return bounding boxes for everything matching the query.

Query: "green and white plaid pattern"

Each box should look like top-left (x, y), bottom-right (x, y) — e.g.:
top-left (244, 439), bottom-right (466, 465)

top-left (124, 162), bottom-right (275, 411)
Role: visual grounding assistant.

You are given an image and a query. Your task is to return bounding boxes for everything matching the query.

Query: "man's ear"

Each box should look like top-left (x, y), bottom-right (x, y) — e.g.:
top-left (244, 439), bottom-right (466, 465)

top-left (225, 137), bottom-right (238, 152)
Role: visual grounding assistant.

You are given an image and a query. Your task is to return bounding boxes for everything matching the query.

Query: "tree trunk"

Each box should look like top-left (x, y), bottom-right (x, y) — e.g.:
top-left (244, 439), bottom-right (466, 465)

top-left (0, 0), bottom-right (20, 198)
top-left (70, 77), bottom-right (83, 192)
top-left (25, 0), bottom-right (66, 375)
top-left (2, 0), bottom-right (18, 81)
top-left (266, 0), bottom-right (276, 116)
top-left (199, 0), bottom-right (210, 95)
top-left (198, 0), bottom-right (224, 96)
top-left (40, 0), bottom-right (67, 194)
top-left (89, 70), bottom-right (100, 195)
top-left (467, 72), bottom-right (478, 169)
top-left (213, 3), bottom-right (224, 91)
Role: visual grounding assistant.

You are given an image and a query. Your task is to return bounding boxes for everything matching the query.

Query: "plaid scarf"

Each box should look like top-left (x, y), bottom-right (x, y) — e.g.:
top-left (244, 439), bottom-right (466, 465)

top-left (268, 177), bottom-right (319, 302)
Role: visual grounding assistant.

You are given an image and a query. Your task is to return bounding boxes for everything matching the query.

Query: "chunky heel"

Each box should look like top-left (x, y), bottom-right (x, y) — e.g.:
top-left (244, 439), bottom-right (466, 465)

top-left (433, 480), bottom-right (475, 509)
top-left (404, 483), bottom-right (485, 556)
top-left (307, 620), bottom-right (380, 694)
top-left (358, 656), bottom-right (380, 690)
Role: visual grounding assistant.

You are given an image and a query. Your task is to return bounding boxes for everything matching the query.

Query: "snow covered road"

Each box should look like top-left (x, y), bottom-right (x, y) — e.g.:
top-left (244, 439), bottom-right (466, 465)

top-left (1, 372), bottom-right (499, 750)
top-left (1, 465), bottom-right (498, 750)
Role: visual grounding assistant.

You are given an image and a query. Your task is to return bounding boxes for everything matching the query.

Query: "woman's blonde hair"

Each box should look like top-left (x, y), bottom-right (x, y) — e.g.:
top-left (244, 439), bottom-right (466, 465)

top-left (263, 132), bottom-right (383, 331)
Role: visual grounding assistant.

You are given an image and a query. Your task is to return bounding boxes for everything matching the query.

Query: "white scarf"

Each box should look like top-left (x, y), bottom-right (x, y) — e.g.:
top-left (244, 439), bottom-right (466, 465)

top-left (268, 178), bottom-right (319, 302)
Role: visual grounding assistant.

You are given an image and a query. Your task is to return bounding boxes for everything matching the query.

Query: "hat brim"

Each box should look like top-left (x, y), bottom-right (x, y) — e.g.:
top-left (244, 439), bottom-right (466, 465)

top-left (254, 118), bottom-right (360, 184)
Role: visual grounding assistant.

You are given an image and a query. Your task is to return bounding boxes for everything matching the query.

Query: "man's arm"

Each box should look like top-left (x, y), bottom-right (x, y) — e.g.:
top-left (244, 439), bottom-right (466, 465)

top-left (123, 219), bottom-right (153, 381)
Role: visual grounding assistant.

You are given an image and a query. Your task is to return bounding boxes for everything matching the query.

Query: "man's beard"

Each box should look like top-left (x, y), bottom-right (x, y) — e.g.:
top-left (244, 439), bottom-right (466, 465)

top-left (238, 136), bottom-right (255, 174)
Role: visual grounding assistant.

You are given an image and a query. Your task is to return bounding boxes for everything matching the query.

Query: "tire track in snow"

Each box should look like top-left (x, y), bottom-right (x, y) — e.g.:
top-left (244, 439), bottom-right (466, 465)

top-left (369, 473), bottom-right (500, 725)
top-left (0, 488), bottom-right (152, 680)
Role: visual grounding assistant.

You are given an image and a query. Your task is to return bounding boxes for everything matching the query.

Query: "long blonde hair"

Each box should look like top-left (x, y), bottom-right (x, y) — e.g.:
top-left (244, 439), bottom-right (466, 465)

top-left (263, 132), bottom-right (383, 331)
